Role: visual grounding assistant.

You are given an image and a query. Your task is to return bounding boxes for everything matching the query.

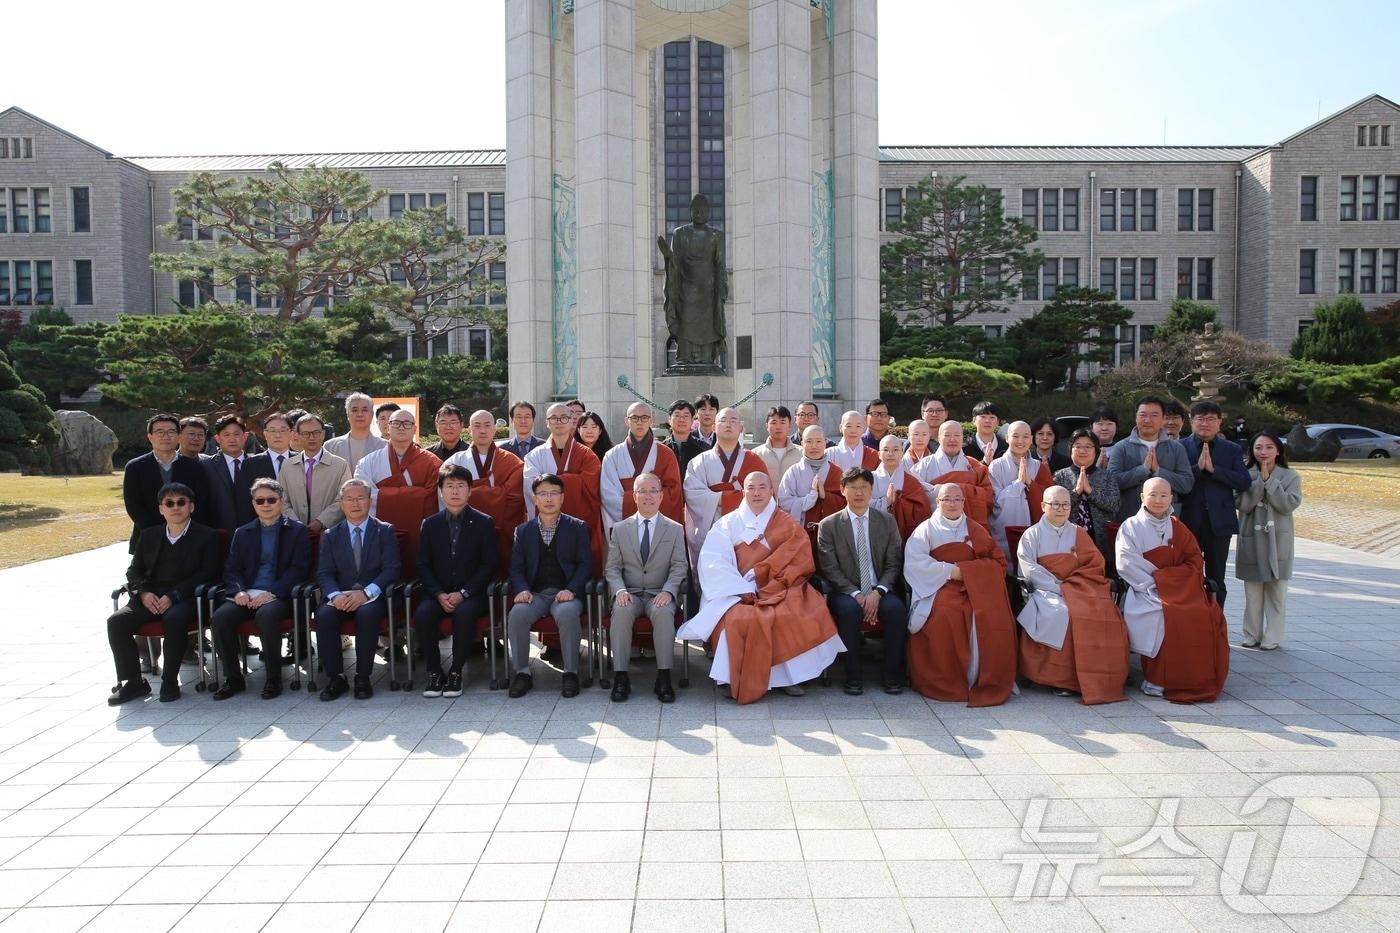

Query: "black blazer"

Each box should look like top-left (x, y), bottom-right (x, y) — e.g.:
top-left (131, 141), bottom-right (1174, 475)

top-left (122, 451), bottom-right (209, 551)
top-left (510, 514), bottom-right (592, 596)
top-left (963, 434), bottom-right (1007, 462)
top-left (200, 452), bottom-right (278, 535)
top-left (317, 516), bottom-right (401, 597)
top-left (223, 513), bottom-right (312, 601)
top-left (416, 507), bottom-right (497, 598)
top-left (126, 522), bottom-right (221, 603)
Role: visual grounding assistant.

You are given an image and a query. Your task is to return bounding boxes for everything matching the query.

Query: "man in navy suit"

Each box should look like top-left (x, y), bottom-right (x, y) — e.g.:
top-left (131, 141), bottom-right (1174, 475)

top-left (209, 479), bottom-right (311, 701)
top-left (507, 472), bottom-right (593, 699)
top-left (315, 477), bottom-right (401, 701)
top-left (415, 464), bottom-right (498, 698)
top-left (122, 413), bottom-right (209, 551)
top-left (1179, 401), bottom-right (1252, 607)
top-left (201, 414), bottom-right (277, 536)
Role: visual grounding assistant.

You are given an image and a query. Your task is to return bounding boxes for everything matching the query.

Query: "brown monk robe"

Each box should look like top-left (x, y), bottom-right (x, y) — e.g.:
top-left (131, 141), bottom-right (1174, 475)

top-left (913, 421), bottom-right (997, 532)
top-left (1016, 494), bottom-right (1129, 704)
top-left (874, 434), bottom-right (932, 541)
top-left (1116, 478), bottom-right (1229, 703)
top-left (444, 410), bottom-right (525, 577)
top-left (355, 410), bottom-right (443, 573)
top-left (903, 486), bottom-right (1018, 707)
top-left (678, 472), bottom-right (843, 705)
top-left (523, 402), bottom-right (606, 576)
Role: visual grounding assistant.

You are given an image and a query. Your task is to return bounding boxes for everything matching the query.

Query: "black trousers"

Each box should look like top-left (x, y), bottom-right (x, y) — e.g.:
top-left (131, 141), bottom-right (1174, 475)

top-left (413, 593), bottom-right (489, 676)
top-left (828, 591), bottom-right (908, 683)
top-left (211, 598), bottom-right (291, 683)
top-left (1198, 532), bottom-right (1233, 608)
top-left (108, 597), bottom-right (198, 684)
top-left (315, 598), bottom-right (389, 678)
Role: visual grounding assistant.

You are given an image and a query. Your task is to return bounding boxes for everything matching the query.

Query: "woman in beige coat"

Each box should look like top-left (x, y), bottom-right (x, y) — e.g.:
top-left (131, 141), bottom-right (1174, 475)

top-left (1234, 431), bottom-right (1303, 649)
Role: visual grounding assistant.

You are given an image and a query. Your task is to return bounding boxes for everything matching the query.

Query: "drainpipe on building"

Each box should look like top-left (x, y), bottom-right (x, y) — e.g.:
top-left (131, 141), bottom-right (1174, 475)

top-left (148, 183), bottom-right (157, 313)
top-left (1087, 169), bottom-right (1096, 291)
top-left (1232, 168), bottom-right (1242, 331)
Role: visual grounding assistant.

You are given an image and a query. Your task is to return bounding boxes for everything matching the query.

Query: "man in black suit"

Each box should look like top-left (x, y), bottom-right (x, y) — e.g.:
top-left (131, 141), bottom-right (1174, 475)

top-left (415, 464), bottom-right (498, 698)
top-left (122, 413), bottom-right (209, 551)
top-left (209, 479), bottom-right (311, 701)
top-left (962, 400), bottom-right (1007, 464)
top-left (507, 473), bottom-right (593, 699)
top-left (315, 477), bottom-right (402, 701)
top-left (108, 482), bottom-right (220, 705)
top-left (201, 414), bottom-right (277, 536)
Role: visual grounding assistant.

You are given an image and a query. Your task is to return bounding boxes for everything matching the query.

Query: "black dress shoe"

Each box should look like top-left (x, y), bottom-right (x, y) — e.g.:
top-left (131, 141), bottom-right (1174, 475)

top-left (561, 672), bottom-right (580, 699)
top-left (261, 680), bottom-right (282, 700)
top-left (881, 680), bottom-right (904, 696)
top-left (423, 672), bottom-right (444, 698)
top-left (610, 671), bottom-right (631, 702)
top-left (443, 671), bottom-right (463, 698)
top-left (508, 672), bottom-right (533, 698)
top-left (353, 675), bottom-right (373, 700)
top-left (107, 678), bottom-right (151, 706)
top-left (212, 678), bottom-right (246, 701)
top-left (654, 670), bottom-right (675, 704)
top-left (320, 674), bottom-right (349, 702)
top-left (158, 680), bottom-right (181, 703)
top-left (843, 679), bottom-right (864, 696)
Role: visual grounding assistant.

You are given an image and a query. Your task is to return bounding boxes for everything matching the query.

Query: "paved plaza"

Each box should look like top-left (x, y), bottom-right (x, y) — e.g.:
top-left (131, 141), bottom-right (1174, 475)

top-left (0, 537), bottom-right (1396, 932)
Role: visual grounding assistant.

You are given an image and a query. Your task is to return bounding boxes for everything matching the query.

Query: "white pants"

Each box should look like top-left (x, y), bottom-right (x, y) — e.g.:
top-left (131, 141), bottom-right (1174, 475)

top-left (1242, 579), bottom-right (1288, 646)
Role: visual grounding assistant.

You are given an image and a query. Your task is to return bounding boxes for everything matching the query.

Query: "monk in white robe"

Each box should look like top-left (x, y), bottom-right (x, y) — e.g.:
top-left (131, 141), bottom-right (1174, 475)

top-left (912, 420), bottom-right (996, 533)
top-left (872, 433), bottom-right (933, 541)
top-left (600, 402), bottom-right (685, 535)
top-left (678, 471), bottom-right (843, 704)
top-left (777, 425), bottom-right (845, 526)
top-left (904, 486), bottom-right (1018, 707)
top-left (901, 419), bottom-right (933, 471)
top-left (1017, 486), bottom-right (1129, 704)
top-left (828, 410), bottom-right (880, 473)
top-left (1116, 477), bottom-right (1230, 703)
top-left (682, 407), bottom-right (767, 558)
top-left (989, 421), bottom-right (1056, 563)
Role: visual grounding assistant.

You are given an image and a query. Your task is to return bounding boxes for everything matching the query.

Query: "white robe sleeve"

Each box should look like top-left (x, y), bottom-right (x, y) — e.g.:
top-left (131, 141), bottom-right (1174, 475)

top-left (1114, 515), bottom-right (1166, 658)
top-left (676, 516), bottom-right (757, 643)
top-left (902, 520), bottom-right (955, 635)
top-left (521, 446), bottom-right (546, 519)
top-left (599, 447), bottom-right (628, 528)
top-left (777, 463), bottom-right (818, 524)
top-left (353, 449), bottom-right (387, 517)
top-left (683, 453), bottom-right (723, 556)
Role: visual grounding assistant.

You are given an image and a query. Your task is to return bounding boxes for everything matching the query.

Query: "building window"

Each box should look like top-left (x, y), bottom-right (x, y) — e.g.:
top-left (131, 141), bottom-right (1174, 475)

top-left (73, 260), bottom-right (93, 306)
top-left (696, 41), bottom-right (725, 227)
top-left (1018, 188), bottom-right (1076, 232)
top-left (35, 261), bottom-right (52, 304)
top-left (1382, 249), bottom-right (1398, 293)
top-left (1099, 257), bottom-right (1151, 300)
top-left (0, 263), bottom-right (7, 304)
top-left (1099, 257), bottom-right (1115, 293)
top-left (1357, 124), bottom-right (1393, 147)
top-left (1362, 175), bottom-right (1380, 221)
top-left (488, 192), bottom-right (506, 235)
top-left (467, 327), bottom-right (490, 359)
top-left (178, 278), bottom-right (195, 307)
top-left (1116, 324), bottom-right (1138, 366)
top-left (1177, 257), bottom-right (1214, 299)
top-left (71, 187), bottom-right (91, 233)
top-left (1119, 189), bottom-right (1137, 232)
top-left (1299, 249), bottom-right (1317, 294)
top-left (1118, 258), bottom-right (1137, 300)
top-left (1140, 188), bottom-right (1156, 231)
top-left (1099, 189), bottom-right (1115, 232)
top-left (256, 278), bottom-right (275, 310)
top-left (1022, 189), bottom-right (1038, 229)
top-left (1177, 188), bottom-right (1214, 231)
top-left (1062, 188), bottom-right (1079, 231)
top-left (0, 193), bottom-right (6, 233)
top-left (1385, 176), bottom-right (1400, 221)
top-left (1340, 175), bottom-right (1358, 221)
top-left (468, 193), bottom-right (485, 235)
top-left (1359, 248), bottom-right (1377, 293)
top-left (13, 261), bottom-right (32, 304)
top-left (235, 274), bottom-right (252, 305)
top-left (388, 194), bottom-right (405, 220)
top-left (1041, 258), bottom-right (1059, 300)
top-left (1339, 249), bottom-right (1356, 293)
top-left (33, 188), bottom-right (51, 233)
top-left (1062, 257), bottom-right (1079, 289)
top-left (1300, 176), bottom-right (1318, 221)
top-left (1021, 262), bottom-right (1038, 301)
top-left (10, 189), bottom-right (30, 233)
top-left (664, 39), bottom-right (693, 231)
top-left (429, 333), bottom-right (450, 358)
top-left (1140, 258), bottom-right (1156, 300)
top-left (0, 137), bottom-right (34, 159)
top-left (883, 188), bottom-right (903, 229)
top-left (1297, 319), bottom-right (1313, 335)
top-left (490, 261), bottom-right (506, 305)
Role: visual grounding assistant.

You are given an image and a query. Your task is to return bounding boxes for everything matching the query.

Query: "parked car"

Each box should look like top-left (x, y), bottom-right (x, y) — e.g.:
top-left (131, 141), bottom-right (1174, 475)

top-left (1290, 423), bottom-right (1400, 459)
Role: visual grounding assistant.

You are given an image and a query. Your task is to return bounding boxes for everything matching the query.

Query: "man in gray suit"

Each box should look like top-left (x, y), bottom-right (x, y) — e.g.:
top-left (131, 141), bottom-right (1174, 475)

top-left (604, 471), bottom-right (688, 703)
top-left (281, 414), bottom-right (351, 534)
top-left (816, 467), bottom-right (908, 696)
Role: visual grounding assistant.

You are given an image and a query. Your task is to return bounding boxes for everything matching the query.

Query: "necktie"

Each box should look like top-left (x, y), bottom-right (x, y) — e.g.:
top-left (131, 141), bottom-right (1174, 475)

top-left (352, 525), bottom-right (363, 572)
top-left (640, 518), bottom-right (652, 564)
top-left (304, 457), bottom-right (315, 502)
top-left (856, 514), bottom-right (876, 592)
top-left (232, 456), bottom-right (241, 486)
top-left (275, 453), bottom-right (285, 473)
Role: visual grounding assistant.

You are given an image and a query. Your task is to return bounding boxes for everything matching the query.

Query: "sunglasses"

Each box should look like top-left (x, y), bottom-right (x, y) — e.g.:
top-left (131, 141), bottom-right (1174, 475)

top-left (252, 497), bottom-right (281, 505)
top-left (161, 498), bottom-right (190, 508)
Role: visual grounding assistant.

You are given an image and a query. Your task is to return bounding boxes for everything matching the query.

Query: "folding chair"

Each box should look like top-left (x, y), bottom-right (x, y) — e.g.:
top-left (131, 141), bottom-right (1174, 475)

top-left (110, 586), bottom-right (213, 693)
top-left (591, 581), bottom-right (686, 690)
top-left (396, 579), bottom-right (506, 692)
top-left (502, 579), bottom-right (598, 689)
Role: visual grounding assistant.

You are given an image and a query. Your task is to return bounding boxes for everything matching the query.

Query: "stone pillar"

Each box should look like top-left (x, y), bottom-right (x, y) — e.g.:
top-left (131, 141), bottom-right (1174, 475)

top-left (573, 0), bottom-right (636, 427)
top-left (749, 0), bottom-right (813, 416)
top-left (832, 0), bottom-right (879, 408)
top-left (504, 0), bottom-right (557, 407)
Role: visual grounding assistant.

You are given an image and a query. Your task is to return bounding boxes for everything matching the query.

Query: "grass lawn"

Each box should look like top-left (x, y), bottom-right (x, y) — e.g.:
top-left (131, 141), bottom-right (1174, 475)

top-left (0, 472), bottom-right (127, 569)
top-left (1293, 459), bottom-right (1400, 553)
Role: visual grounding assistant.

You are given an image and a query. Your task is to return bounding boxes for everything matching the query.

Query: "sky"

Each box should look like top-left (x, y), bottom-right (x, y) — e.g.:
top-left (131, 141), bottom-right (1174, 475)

top-left (6, 0), bottom-right (1397, 156)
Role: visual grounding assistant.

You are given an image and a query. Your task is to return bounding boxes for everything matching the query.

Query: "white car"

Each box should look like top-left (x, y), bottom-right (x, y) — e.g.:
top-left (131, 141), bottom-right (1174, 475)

top-left (1299, 423), bottom-right (1400, 459)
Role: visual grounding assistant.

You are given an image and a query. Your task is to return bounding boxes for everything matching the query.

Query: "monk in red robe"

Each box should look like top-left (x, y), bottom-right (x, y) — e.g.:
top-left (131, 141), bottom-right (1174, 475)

top-left (444, 409), bottom-right (525, 577)
top-left (523, 402), bottom-right (605, 576)
top-left (1116, 477), bottom-right (1230, 703)
top-left (354, 408), bottom-right (443, 573)
top-left (913, 420), bottom-right (996, 532)
top-left (682, 407), bottom-right (769, 557)
top-left (873, 433), bottom-right (932, 540)
top-left (678, 471), bottom-right (843, 705)
top-left (601, 402), bottom-right (685, 533)
top-left (903, 485), bottom-right (1018, 706)
top-left (1016, 486), bottom-right (1129, 704)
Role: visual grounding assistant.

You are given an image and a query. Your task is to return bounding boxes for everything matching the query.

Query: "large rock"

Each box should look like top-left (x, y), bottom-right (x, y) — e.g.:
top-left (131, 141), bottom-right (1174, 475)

top-left (46, 410), bottom-right (119, 475)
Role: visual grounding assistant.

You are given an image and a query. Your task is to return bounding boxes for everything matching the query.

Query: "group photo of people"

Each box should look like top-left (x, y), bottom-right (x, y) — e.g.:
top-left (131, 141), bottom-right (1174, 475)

top-left (111, 388), bottom-right (1303, 711)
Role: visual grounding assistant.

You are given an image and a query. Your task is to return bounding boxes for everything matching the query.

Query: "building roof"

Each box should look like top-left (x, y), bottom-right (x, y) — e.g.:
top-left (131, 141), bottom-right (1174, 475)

top-left (122, 150), bottom-right (507, 172)
top-left (0, 106), bottom-right (114, 158)
top-left (877, 145), bottom-right (1265, 163)
top-left (1267, 93), bottom-right (1400, 150)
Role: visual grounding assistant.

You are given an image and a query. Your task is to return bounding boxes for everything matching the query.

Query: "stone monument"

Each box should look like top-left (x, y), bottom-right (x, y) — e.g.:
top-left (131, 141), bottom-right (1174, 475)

top-left (505, 0), bottom-right (880, 430)
top-left (46, 410), bottom-right (118, 475)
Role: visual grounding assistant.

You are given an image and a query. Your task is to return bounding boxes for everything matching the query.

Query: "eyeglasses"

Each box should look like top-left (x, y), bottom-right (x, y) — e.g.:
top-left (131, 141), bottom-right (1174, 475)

top-left (1071, 444), bottom-right (1097, 452)
top-left (161, 497), bottom-right (190, 508)
top-left (535, 489), bottom-right (563, 498)
top-left (1044, 501), bottom-right (1072, 508)
top-left (545, 415), bottom-right (571, 424)
top-left (252, 497), bottom-right (281, 506)
top-left (150, 429), bottom-right (179, 438)
top-left (922, 407), bottom-right (947, 415)
top-left (626, 414), bottom-right (652, 422)
top-left (389, 421), bottom-right (416, 429)
top-left (635, 487), bottom-right (662, 496)
top-left (298, 429), bottom-right (325, 438)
